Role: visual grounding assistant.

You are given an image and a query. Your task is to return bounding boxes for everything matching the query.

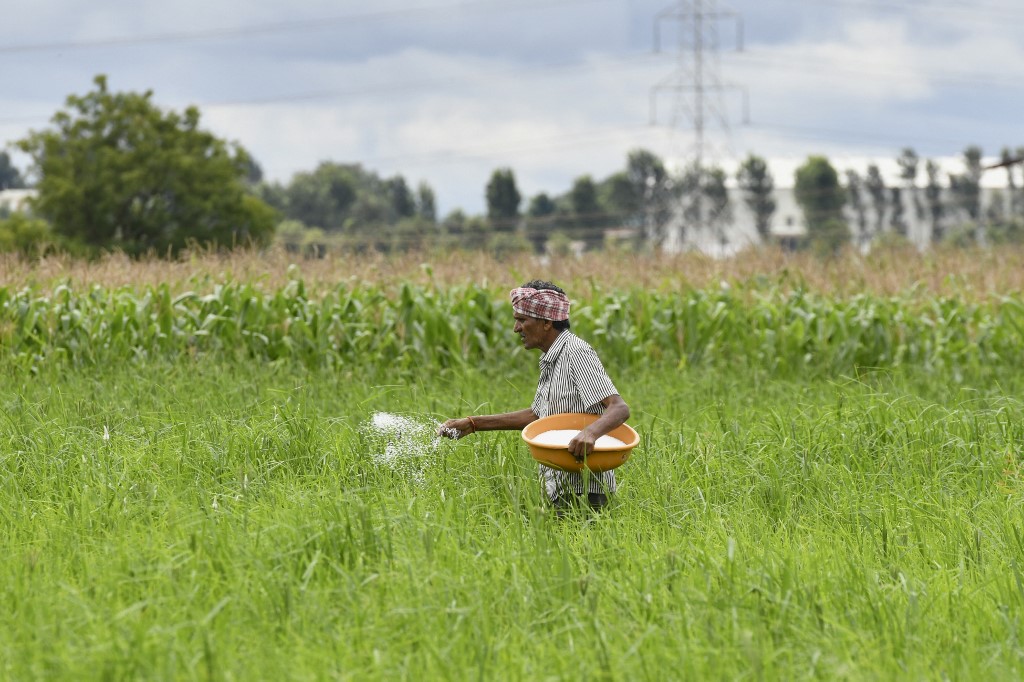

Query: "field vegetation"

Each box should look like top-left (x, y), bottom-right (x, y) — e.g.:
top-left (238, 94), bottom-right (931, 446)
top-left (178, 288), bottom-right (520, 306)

top-left (2, 247), bottom-right (1024, 679)
top-left (4, 244), bottom-right (1024, 296)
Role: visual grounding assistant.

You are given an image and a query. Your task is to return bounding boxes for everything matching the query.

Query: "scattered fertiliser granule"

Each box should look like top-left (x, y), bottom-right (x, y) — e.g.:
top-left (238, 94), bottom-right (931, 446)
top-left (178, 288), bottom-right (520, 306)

top-left (531, 429), bottom-right (627, 448)
top-left (361, 412), bottom-right (454, 482)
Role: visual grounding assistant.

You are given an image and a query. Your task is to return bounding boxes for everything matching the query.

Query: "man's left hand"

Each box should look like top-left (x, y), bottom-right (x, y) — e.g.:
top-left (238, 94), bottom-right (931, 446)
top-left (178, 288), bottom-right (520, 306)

top-left (567, 429), bottom-right (597, 461)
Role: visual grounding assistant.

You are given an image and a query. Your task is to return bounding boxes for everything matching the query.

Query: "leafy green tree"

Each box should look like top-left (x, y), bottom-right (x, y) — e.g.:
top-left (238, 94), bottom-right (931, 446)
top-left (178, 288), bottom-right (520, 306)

top-left (485, 168), bottom-right (521, 232)
top-left (441, 209), bottom-right (490, 250)
top-left (897, 147), bottom-right (924, 224)
top-left (1013, 147), bottom-right (1024, 218)
top-left (924, 160), bottom-right (945, 243)
top-left (845, 170), bottom-right (869, 246)
top-left (736, 154), bottom-right (776, 243)
top-left (865, 164), bottom-right (887, 237)
top-left (524, 192), bottom-right (558, 253)
top-left (949, 145), bottom-right (983, 222)
top-left (528, 193), bottom-right (557, 216)
top-left (0, 212), bottom-right (52, 256)
top-left (605, 149), bottom-right (675, 248)
top-left (416, 182), bottom-right (437, 223)
top-left (890, 187), bottom-right (906, 238)
top-left (678, 164), bottom-right (734, 248)
top-left (568, 174), bottom-right (607, 249)
top-left (794, 156), bottom-right (849, 255)
top-left (16, 75), bottom-right (275, 254)
top-left (0, 151), bottom-right (26, 190)
top-left (703, 167), bottom-right (732, 248)
top-left (387, 176), bottom-right (416, 222)
top-left (276, 163), bottom-right (359, 231)
top-left (262, 164), bottom-right (437, 252)
top-left (998, 147), bottom-right (1022, 218)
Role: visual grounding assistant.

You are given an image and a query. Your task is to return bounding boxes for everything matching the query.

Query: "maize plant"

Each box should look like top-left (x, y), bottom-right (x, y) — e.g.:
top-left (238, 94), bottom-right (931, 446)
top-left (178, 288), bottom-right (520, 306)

top-left (1, 278), bottom-right (1021, 376)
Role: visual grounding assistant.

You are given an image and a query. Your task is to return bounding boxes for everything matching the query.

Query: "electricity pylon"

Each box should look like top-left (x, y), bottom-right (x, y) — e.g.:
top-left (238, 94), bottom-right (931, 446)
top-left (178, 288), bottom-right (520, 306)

top-left (650, 0), bottom-right (745, 249)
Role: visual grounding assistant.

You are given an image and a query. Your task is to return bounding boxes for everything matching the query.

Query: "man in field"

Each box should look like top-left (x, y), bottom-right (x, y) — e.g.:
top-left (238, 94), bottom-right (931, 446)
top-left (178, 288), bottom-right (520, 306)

top-left (439, 280), bottom-right (630, 512)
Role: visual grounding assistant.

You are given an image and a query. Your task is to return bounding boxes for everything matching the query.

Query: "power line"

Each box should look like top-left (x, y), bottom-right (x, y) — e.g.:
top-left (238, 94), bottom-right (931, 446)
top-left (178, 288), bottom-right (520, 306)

top-left (0, 0), bottom-right (616, 54)
top-left (741, 120), bottom-right (979, 149)
top-left (0, 50), bottom-right (665, 127)
top-left (203, 51), bottom-right (663, 108)
top-left (765, 0), bottom-right (1024, 23)
top-left (723, 52), bottom-right (1023, 91)
top-left (2, 44), bottom-right (1015, 128)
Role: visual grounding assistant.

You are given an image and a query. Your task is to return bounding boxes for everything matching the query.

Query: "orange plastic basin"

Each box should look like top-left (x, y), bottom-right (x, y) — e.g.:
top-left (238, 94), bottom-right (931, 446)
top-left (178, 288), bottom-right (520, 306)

top-left (521, 412), bottom-right (639, 473)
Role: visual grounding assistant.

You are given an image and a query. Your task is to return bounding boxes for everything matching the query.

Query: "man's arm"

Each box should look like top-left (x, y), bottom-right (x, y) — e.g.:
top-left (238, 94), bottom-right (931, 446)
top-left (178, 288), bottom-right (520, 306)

top-left (567, 394), bottom-right (630, 460)
top-left (439, 408), bottom-right (539, 439)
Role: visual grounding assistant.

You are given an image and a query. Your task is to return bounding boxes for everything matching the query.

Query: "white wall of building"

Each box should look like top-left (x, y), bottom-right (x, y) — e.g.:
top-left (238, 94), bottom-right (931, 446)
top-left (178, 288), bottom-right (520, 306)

top-left (0, 188), bottom-right (38, 214)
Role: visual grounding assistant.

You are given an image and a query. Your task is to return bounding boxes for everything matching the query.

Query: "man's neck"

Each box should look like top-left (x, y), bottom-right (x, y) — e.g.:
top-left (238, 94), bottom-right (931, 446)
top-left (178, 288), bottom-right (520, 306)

top-left (539, 328), bottom-right (565, 353)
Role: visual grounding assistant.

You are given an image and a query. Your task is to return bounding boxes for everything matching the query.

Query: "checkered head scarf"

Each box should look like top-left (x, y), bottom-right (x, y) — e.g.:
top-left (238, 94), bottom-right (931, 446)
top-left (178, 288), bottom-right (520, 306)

top-left (509, 286), bottom-right (571, 322)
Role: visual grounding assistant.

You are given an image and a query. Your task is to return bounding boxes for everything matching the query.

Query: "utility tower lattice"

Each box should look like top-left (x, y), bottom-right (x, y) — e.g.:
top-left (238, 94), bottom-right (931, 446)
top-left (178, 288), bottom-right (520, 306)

top-left (649, 0), bottom-right (745, 251)
top-left (650, 0), bottom-right (746, 173)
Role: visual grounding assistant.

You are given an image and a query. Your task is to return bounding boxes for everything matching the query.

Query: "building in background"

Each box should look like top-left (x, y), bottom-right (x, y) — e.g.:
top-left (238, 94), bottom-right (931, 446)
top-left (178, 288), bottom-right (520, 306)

top-left (0, 189), bottom-right (37, 215)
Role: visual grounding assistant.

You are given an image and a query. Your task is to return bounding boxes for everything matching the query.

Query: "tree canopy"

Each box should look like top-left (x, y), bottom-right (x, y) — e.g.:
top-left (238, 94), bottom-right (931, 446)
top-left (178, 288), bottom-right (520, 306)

top-left (16, 75), bottom-right (276, 255)
top-left (0, 151), bottom-right (26, 191)
top-left (794, 155), bottom-right (849, 255)
top-left (736, 154), bottom-right (776, 243)
top-left (485, 168), bottom-right (521, 230)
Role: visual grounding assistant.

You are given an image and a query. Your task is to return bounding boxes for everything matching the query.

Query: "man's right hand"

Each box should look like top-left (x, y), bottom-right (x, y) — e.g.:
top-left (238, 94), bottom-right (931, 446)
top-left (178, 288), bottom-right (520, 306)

top-left (438, 418), bottom-right (474, 439)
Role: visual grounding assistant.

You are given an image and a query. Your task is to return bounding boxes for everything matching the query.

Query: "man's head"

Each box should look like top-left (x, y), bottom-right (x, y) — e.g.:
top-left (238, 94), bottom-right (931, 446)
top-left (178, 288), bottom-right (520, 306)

top-left (510, 280), bottom-right (570, 351)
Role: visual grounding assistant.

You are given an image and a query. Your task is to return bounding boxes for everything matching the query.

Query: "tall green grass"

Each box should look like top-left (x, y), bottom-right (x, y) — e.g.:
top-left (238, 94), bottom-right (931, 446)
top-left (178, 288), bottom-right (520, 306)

top-left (3, 277), bottom-right (1024, 377)
top-left (2, 360), bottom-right (1023, 679)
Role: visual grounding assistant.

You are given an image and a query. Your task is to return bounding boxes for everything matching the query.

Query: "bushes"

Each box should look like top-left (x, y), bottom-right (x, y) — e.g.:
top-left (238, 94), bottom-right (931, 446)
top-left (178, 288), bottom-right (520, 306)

top-left (0, 213), bottom-right (54, 256)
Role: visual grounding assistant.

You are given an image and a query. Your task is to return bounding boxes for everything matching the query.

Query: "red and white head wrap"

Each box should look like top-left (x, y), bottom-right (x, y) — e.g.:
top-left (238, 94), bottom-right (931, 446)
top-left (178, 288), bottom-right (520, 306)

top-left (509, 287), bottom-right (571, 322)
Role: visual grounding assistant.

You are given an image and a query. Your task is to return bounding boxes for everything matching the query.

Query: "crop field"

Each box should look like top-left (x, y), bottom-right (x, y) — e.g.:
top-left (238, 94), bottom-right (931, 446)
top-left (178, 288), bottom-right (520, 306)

top-left (3, 248), bottom-right (1024, 680)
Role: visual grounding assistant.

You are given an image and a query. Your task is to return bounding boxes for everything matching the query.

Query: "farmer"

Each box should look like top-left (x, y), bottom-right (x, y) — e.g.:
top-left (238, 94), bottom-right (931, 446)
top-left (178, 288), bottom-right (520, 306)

top-left (439, 280), bottom-right (630, 512)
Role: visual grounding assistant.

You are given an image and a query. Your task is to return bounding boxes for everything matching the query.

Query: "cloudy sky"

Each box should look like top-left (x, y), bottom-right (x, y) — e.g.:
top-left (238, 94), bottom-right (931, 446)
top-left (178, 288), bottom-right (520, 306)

top-left (2, 0), bottom-right (1021, 216)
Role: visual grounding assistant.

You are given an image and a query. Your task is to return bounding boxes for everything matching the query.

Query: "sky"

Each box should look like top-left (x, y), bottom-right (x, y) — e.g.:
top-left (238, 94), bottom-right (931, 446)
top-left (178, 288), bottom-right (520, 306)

top-left (2, 0), bottom-right (1022, 217)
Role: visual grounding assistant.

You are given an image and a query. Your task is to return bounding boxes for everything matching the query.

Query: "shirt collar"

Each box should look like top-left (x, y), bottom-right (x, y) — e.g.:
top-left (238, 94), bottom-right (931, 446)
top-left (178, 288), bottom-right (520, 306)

top-left (539, 330), bottom-right (570, 366)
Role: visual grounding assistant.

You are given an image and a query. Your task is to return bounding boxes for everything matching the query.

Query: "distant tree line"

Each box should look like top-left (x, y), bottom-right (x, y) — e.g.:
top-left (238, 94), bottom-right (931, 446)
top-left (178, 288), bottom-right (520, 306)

top-left (2, 75), bottom-right (1023, 258)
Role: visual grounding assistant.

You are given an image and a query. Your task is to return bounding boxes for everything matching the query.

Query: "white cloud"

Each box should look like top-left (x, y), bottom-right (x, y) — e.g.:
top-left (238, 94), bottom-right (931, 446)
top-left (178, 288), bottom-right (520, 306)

top-left (2, 0), bottom-right (1022, 215)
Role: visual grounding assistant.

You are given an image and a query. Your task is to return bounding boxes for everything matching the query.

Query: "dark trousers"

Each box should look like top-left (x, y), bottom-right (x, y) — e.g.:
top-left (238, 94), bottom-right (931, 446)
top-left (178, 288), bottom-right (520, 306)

top-left (552, 492), bottom-right (609, 512)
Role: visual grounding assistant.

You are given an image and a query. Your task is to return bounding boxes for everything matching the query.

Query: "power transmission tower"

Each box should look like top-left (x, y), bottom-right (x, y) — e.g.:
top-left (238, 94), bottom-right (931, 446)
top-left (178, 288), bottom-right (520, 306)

top-left (650, 0), bottom-right (745, 250)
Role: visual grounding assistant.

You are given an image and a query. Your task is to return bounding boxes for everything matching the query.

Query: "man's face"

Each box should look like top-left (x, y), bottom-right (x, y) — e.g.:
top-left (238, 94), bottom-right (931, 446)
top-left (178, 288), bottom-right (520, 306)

top-left (513, 313), bottom-right (549, 351)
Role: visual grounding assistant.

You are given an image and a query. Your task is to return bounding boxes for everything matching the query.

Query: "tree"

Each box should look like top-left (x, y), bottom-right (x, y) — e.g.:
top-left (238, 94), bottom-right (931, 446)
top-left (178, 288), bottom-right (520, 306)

top-left (568, 174), bottom-right (607, 249)
top-left (924, 160), bottom-right (945, 243)
top-left (442, 209), bottom-right (489, 250)
top-left (865, 164), bottom-right (887, 237)
top-left (845, 170), bottom-right (869, 247)
top-left (736, 154), bottom-right (776, 243)
top-left (0, 151), bottom-right (26, 190)
top-left (386, 176), bottom-right (416, 223)
top-left (0, 212), bottom-right (51, 256)
top-left (678, 163), bottom-right (734, 249)
top-left (16, 75), bottom-right (275, 254)
top-left (703, 167), bottom-right (732, 248)
top-left (889, 187), bottom-right (906, 238)
top-left (278, 162), bottom-right (359, 231)
top-left (524, 192), bottom-right (558, 253)
top-left (1014, 146), bottom-right (1024, 218)
top-left (948, 145), bottom-right (983, 241)
top-left (998, 147), bottom-right (1022, 218)
top-left (604, 149), bottom-right (676, 248)
top-left (794, 156), bottom-right (848, 255)
top-left (897, 147), bottom-right (924, 225)
top-left (416, 182), bottom-right (437, 223)
top-left (485, 168), bottom-right (521, 232)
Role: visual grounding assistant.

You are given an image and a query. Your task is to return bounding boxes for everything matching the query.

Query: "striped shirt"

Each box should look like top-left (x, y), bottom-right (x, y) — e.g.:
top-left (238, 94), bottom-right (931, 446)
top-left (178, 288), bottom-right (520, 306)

top-left (530, 330), bottom-right (620, 500)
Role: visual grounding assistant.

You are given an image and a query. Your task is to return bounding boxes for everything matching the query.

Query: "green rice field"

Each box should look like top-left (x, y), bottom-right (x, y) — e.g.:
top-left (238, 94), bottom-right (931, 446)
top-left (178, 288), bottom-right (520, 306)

top-left (2, 251), bottom-right (1024, 680)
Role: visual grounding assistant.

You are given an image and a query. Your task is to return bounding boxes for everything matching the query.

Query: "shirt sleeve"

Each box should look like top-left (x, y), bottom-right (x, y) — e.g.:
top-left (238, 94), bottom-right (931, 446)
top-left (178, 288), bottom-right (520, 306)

top-left (567, 341), bottom-right (618, 411)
